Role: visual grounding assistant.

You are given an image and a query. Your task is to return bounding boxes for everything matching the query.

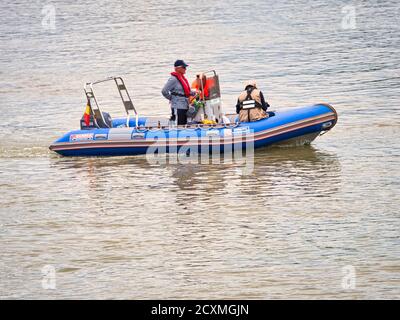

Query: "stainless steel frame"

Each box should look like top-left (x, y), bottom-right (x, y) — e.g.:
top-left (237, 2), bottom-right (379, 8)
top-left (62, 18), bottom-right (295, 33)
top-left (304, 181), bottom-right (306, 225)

top-left (84, 76), bottom-right (138, 128)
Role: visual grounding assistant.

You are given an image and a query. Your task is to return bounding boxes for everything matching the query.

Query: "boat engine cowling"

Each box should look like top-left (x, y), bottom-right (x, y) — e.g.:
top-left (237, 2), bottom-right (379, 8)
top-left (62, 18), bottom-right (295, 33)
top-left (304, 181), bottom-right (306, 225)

top-left (80, 112), bottom-right (112, 130)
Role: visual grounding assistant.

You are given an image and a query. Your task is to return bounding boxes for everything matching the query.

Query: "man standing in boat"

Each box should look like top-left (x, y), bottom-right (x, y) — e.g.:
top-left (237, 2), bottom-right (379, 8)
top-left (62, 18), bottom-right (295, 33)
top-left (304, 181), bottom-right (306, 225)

top-left (162, 60), bottom-right (197, 125)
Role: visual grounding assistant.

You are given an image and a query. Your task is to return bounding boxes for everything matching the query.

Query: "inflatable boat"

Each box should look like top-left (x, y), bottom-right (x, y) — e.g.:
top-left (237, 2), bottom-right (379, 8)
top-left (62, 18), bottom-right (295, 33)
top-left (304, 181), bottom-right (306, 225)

top-left (49, 73), bottom-right (337, 157)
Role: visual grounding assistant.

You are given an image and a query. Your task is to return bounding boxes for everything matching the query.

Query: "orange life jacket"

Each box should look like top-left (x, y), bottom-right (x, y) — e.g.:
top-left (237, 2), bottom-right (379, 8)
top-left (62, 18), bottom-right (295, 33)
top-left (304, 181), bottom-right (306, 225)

top-left (191, 78), bottom-right (214, 101)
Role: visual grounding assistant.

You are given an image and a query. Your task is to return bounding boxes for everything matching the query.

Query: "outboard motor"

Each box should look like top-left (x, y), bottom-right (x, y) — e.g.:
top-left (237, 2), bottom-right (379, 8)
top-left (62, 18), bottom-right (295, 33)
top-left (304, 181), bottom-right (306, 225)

top-left (80, 112), bottom-right (112, 130)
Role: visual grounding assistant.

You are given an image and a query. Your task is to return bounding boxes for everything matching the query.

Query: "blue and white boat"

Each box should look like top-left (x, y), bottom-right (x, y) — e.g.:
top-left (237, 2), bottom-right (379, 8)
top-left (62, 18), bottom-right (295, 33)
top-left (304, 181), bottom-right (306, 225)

top-left (49, 73), bottom-right (337, 157)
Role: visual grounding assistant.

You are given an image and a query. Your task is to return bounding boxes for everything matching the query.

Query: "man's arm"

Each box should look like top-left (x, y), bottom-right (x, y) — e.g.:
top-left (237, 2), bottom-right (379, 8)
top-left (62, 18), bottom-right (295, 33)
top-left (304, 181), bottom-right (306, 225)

top-left (236, 99), bottom-right (241, 114)
top-left (161, 77), bottom-right (174, 100)
top-left (259, 91), bottom-right (270, 111)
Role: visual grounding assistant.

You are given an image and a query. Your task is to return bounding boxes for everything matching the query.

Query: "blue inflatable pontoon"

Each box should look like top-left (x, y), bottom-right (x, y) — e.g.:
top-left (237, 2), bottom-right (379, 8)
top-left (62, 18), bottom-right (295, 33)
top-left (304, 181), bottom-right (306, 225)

top-left (49, 74), bottom-right (337, 157)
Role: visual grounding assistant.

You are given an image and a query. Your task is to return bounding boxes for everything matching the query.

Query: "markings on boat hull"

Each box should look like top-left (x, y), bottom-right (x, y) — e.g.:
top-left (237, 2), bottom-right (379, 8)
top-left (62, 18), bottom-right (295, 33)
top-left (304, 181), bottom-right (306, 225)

top-left (70, 133), bottom-right (94, 142)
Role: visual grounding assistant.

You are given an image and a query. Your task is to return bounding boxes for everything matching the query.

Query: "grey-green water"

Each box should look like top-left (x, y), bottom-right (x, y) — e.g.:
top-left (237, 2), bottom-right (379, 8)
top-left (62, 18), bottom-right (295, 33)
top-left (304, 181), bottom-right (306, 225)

top-left (0, 0), bottom-right (399, 299)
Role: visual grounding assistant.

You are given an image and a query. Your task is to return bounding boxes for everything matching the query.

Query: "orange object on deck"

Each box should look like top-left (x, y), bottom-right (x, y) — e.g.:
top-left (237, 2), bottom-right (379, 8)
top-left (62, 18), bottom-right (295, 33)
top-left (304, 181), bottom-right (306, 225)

top-left (191, 73), bottom-right (215, 101)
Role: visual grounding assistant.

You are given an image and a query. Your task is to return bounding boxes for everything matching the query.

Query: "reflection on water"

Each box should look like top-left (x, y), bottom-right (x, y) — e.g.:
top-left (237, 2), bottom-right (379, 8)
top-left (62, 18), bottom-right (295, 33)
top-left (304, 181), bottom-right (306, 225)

top-left (50, 146), bottom-right (341, 200)
top-left (1, 0), bottom-right (400, 299)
